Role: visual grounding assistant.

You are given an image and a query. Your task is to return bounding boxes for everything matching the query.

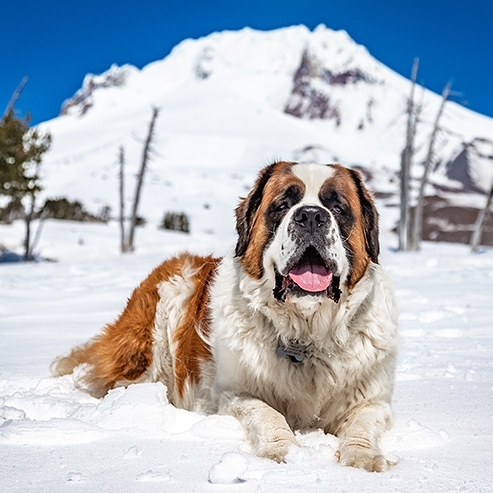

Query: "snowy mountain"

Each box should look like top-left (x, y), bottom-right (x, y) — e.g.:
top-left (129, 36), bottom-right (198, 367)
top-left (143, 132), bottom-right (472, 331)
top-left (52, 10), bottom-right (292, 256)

top-left (37, 25), bottom-right (493, 240)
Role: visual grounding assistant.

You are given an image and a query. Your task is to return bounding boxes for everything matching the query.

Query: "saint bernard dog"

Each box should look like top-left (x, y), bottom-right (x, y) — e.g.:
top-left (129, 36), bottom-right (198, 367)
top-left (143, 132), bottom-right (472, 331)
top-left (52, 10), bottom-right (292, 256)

top-left (51, 161), bottom-right (398, 472)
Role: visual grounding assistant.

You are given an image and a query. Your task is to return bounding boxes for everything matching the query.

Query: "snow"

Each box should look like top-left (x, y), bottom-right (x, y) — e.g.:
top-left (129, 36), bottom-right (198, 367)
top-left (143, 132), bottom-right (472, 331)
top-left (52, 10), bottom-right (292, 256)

top-left (2, 24), bottom-right (493, 492)
top-left (1, 209), bottom-right (493, 492)
top-left (208, 452), bottom-right (248, 484)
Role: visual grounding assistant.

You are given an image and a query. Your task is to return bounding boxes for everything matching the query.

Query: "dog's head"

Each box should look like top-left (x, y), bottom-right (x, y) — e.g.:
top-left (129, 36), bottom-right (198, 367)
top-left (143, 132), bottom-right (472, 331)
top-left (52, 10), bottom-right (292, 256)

top-left (235, 162), bottom-right (379, 303)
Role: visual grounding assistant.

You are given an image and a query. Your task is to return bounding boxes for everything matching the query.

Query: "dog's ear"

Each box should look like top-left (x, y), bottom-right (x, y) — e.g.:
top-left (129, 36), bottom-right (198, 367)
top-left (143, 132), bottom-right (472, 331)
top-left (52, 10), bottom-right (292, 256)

top-left (349, 169), bottom-right (380, 263)
top-left (235, 163), bottom-right (277, 257)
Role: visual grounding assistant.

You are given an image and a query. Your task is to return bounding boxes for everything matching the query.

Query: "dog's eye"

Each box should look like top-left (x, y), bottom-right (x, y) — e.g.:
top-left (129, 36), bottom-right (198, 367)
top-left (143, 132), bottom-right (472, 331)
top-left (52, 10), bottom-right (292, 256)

top-left (271, 201), bottom-right (290, 213)
top-left (270, 185), bottom-right (303, 216)
top-left (331, 205), bottom-right (343, 215)
top-left (267, 202), bottom-right (289, 218)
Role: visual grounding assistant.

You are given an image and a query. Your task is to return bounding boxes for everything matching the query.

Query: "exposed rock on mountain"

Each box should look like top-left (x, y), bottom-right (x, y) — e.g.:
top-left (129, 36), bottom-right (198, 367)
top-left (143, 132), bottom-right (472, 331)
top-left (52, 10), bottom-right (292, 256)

top-left (284, 49), bottom-right (377, 122)
top-left (61, 64), bottom-right (135, 116)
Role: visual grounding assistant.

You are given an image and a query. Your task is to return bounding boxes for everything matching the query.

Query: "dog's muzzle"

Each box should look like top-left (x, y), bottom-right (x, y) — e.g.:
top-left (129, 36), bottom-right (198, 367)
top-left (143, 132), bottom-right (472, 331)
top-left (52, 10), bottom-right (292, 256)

top-left (274, 205), bottom-right (341, 303)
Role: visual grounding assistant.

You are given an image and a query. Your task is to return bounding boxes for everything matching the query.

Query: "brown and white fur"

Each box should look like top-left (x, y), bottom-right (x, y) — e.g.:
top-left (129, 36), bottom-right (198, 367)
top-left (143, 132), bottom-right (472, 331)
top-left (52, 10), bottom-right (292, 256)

top-left (51, 162), bottom-right (398, 471)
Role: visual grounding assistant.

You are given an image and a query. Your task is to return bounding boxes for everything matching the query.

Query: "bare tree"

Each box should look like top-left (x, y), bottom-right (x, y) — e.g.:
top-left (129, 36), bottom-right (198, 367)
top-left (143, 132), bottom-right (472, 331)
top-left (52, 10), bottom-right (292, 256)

top-left (2, 76), bottom-right (29, 121)
top-left (117, 146), bottom-right (130, 253)
top-left (398, 58), bottom-right (419, 251)
top-left (126, 106), bottom-right (160, 252)
top-left (410, 81), bottom-right (452, 251)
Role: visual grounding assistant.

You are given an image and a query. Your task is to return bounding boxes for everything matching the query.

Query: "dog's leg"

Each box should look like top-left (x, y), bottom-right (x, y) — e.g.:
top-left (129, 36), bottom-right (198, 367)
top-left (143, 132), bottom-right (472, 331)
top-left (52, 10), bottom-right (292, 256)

top-left (336, 401), bottom-right (395, 472)
top-left (219, 394), bottom-right (299, 462)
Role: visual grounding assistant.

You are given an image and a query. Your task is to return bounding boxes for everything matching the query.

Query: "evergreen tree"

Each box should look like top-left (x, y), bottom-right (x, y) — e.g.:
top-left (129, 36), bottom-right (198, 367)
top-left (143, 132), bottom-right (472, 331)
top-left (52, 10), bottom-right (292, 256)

top-left (0, 110), bottom-right (51, 259)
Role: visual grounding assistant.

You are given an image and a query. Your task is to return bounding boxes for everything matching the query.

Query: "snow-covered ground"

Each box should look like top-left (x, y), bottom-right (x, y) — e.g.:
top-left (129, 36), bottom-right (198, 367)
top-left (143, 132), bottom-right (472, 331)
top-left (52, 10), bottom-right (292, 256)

top-left (1, 209), bottom-right (492, 492)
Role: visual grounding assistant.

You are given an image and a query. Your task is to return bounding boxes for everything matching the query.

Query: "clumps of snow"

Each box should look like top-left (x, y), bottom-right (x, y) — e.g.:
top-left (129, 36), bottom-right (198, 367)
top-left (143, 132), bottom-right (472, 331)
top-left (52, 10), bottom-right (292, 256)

top-left (123, 445), bottom-right (142, 458)
top-left (136, 469), bottom-right (173, 482)
top-left (208, 452), bottom-right (248, 484)
top-left (66, 472), bottom-right (83, 482)
top-left (0, 406), bottom-right (26, 425)
top-left (80, 383), bottom-right (171, 434)
top-left (0, 381), bottom-right (199, 446)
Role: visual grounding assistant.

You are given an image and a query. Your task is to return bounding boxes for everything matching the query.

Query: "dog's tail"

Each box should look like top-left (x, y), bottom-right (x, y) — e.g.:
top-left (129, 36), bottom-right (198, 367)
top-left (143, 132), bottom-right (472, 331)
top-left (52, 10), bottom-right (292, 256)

top-left (50, 340), bottom-right (111, 397)
top-left (50, 341), bottom-right (94, 378)
top-left (49, 304), bottom-right (156, 398)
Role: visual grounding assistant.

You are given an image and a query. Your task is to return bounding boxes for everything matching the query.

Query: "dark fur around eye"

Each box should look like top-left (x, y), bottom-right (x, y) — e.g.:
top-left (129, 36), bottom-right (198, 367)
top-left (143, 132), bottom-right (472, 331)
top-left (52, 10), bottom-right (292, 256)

top-left (319, 189), bottom-right (347, 216)
top-left (266, 185), bottom-right (303, 228)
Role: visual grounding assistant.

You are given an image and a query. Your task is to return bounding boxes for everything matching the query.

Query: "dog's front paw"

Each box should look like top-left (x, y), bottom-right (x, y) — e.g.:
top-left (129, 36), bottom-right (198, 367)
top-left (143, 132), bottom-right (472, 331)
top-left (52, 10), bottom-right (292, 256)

top-left (255, 427), bottom-right (299, 463)
top-left (336, 445), bottom-right (396, 472)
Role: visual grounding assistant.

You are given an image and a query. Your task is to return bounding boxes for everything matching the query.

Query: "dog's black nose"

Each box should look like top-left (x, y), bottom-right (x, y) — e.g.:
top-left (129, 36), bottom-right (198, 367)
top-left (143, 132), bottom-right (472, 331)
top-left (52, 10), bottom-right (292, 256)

top-left (293, 206), bottom-right (329, 230)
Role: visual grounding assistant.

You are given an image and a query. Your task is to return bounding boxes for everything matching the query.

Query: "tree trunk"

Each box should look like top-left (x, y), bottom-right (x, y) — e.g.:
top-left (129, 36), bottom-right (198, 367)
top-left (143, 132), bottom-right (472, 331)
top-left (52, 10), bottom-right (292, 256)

top-left (471, 179), bottom-right (493, 253)
top-left (2, 76), bottom-right (29, 121)
top-left (410, 81), bottom-right (452, 251)
top-left (29, 209), bottom-right (48, 259)
top-left (24, 191), bottom-right (35, 261)
top-left (398, 58), bottom-right (419, 251)
top-left (127, 107), bottom-right (160, 252)
top-left (118, 146), bottom-right (129, 253)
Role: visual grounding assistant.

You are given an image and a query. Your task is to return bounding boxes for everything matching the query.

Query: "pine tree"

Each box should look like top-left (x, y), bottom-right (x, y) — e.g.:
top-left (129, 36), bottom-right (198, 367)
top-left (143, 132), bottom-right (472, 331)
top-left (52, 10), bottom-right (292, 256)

top-left (0, 110), bottom-right (51, 259)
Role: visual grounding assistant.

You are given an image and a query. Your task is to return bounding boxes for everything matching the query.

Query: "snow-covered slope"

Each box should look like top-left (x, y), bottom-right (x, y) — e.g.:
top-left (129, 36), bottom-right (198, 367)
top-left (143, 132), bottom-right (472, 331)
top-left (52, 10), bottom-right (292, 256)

top-left (37, 25), bottom-right (493, 230)
top-left (1, 218), bottom-right (492, 492)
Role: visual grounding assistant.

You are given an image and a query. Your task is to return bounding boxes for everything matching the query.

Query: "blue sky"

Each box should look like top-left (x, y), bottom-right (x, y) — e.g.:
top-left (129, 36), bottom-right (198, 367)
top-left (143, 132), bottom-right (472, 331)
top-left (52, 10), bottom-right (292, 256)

top-left (2, 0), bottom-right (492, 125)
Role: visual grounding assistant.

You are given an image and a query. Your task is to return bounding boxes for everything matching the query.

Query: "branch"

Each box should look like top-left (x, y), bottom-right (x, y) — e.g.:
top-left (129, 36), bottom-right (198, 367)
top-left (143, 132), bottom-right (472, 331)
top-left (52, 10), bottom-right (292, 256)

top-left (3, 76), bottom-right (29, 120)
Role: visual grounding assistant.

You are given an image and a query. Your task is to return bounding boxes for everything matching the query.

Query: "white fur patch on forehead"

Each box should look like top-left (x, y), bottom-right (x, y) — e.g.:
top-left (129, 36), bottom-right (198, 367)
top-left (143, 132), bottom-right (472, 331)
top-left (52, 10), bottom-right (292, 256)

top-left (292, 163), bottom-right (336, 204)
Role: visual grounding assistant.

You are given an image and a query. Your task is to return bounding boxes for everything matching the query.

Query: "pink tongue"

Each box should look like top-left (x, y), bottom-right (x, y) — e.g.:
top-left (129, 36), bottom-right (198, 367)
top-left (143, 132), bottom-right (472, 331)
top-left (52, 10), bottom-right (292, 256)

top-left (288, 262), bottom-right (332, 292)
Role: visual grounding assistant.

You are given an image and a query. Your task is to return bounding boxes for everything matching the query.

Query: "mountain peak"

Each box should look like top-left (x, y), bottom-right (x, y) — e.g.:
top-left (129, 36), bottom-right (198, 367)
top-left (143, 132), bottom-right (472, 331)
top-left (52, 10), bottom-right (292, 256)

top-left (61, 64), bottom-right (136, 117)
